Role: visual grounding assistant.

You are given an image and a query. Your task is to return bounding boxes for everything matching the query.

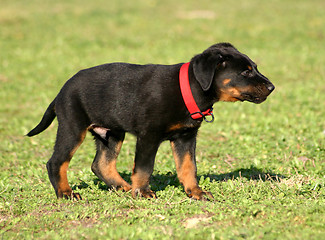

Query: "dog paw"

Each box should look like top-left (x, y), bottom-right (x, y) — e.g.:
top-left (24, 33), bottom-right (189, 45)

top-left (132, 188), bottom-right (157, 199)
top-left (186, 188), bottom-right (214, 201)
top-left (62, 191), bottom-right (82, 201)
top-left (116, 184), bottom-right (132, 192)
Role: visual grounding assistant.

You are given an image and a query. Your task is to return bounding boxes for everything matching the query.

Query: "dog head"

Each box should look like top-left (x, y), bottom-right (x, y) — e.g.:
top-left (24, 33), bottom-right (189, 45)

top-left (192, 43), bottom-right (275, 104)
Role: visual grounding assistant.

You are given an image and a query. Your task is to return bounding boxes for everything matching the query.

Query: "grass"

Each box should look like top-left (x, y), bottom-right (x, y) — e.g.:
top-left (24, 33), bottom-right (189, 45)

top-left (1, 0), bottom-right (325, 239)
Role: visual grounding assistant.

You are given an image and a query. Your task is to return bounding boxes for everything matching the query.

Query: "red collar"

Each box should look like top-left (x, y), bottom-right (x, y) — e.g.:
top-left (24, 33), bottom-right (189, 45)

top-left (179, 62), bottom-right (214, 122)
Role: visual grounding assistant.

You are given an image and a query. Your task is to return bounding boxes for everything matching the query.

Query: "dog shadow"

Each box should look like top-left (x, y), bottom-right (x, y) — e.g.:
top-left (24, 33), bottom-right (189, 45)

top-left (151, 165), bottom-right (285, 191)
top-left (73, 166), bottom-right (286, 192)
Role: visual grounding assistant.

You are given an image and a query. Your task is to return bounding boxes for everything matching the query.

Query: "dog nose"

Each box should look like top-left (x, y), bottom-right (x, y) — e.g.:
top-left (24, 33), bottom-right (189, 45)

top-left (267, 84), bottom-right (275, 93)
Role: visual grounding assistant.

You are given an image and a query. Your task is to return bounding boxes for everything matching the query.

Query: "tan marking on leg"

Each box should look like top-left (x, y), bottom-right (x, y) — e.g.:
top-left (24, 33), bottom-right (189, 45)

top-left (171, 142), bottom-right (180, 170)
top-left (57, 161), bottom-right (72, 197)
top-left (58, 130), bottom-right (87, 198)
top-left (69, 130), bottom-right (87, 159)
top-left (131, 170), bottom-right (156, 198)
top-left (177, 153), bottom-right (198, 190)
top-left (131, 170), bottom-right (151, 190)
top-left (171, 142), bottom-right (213, 200)
top-left (115, 140), bottom-right (123, 154)
top-left (98, 143), bottom-right (131, 191)
top-left (171, 143), bottom-right (198, 189)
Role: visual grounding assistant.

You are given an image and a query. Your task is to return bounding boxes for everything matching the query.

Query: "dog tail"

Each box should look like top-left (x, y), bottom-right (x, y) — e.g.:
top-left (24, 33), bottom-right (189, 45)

top-left (27, 99), bottom-right (56, 137)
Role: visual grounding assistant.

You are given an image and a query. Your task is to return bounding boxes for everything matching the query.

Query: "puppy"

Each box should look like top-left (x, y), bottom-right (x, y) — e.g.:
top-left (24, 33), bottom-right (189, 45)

top-left (27, 43), bottom-right (274, 200)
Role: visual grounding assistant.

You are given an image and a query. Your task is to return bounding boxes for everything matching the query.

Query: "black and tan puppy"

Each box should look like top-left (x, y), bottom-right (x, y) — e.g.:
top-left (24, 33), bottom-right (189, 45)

top-left (27, 43), bottom-right (274, 200)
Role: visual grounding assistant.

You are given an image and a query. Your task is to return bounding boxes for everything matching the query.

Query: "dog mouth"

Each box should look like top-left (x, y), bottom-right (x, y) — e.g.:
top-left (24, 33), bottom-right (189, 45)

top-left (237, 93), bottom-right (267, 104)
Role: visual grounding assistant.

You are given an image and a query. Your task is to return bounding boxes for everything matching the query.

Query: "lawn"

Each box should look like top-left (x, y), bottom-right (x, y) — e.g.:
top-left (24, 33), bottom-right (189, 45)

top-left (1, 0), bottom-right (325, 239)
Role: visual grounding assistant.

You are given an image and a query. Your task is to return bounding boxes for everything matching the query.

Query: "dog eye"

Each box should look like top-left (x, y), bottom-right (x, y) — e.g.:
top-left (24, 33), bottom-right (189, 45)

top-left (241, 70), bottom-right (252, 77)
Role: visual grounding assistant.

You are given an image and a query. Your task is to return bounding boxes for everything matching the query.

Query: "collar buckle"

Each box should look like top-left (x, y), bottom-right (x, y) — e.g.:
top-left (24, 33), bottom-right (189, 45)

top-left (203, 112), bottom-right (214, 123)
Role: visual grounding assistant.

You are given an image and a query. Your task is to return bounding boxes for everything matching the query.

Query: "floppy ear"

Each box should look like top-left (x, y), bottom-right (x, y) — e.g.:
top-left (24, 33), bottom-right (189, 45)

top-left (192, 52), bottom-right (225, 91)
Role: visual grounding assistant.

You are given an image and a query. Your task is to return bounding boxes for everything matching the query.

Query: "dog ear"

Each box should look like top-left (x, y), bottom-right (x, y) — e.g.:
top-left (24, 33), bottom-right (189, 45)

top-left (192, 52), bottom-right (225, 91)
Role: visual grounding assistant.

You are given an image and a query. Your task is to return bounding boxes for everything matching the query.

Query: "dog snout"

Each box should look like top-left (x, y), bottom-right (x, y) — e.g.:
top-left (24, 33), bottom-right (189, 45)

top-left (267, 84), bottom-right (275, 93)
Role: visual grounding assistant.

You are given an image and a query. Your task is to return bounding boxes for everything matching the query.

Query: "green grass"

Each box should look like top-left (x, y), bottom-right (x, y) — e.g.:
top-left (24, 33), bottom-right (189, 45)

top-left (1, 0), bottom-right (325, 239)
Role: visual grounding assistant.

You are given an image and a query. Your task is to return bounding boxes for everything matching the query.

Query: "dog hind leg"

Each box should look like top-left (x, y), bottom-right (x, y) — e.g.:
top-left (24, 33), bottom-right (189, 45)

top-left (91, 131), bottom-right (131, 192)
top-left (47, 124), bottom-right (87, 200)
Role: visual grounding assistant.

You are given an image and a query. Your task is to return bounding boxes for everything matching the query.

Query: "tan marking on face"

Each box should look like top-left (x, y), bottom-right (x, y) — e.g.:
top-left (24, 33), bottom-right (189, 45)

top-left (229, 87), bottom-right (241, 96)
top-left (219, 87), bottom-right (241, 102)
top-left (219, 94), bottom-right (240, 102)
top-left (219, 85), bottom-right (259, 102)
top-left (222, 78), bottom-right (231, 85)
top-left (248, 65), bottom-right (252, 70)
top-left (240, 85), bottom-right (256, 93)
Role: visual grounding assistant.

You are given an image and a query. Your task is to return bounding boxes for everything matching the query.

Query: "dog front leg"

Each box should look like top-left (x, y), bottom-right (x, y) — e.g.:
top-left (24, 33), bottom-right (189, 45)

top-left (131, 135), bottom-right (160, 198)
top-left (171, 131), bottom-right (214, 200)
